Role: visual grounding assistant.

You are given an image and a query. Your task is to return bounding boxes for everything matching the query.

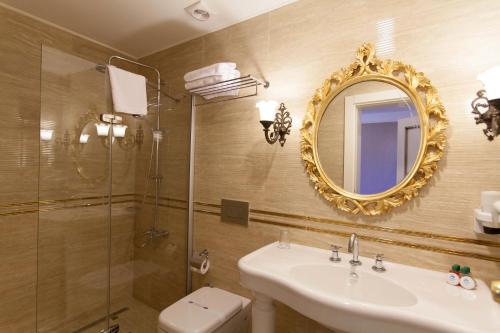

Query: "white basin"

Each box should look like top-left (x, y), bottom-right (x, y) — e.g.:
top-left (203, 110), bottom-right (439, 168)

top-left (238, 242), bottom-right (500, 333)
top-left (290, 264), bottom-right (417, 307)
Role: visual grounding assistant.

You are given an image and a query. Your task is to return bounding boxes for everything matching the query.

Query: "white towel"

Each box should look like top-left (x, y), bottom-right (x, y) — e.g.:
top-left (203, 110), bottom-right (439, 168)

top-left (185, 70), bottom-right (241, 91)
top-left (184, 62), bottom-right (236, 82)
top-left (107, 65), bottom-right (148, 116)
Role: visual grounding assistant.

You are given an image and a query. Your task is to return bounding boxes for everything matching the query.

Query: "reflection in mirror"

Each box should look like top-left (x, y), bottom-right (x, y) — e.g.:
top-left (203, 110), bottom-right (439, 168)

top-left (74, 116), bottom-right (109, 183)
top-left (317, 81), bottom-right (421, 195)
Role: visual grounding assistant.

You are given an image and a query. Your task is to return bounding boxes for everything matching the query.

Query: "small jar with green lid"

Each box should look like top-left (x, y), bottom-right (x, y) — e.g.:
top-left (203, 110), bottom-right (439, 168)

top-left (459, 266), bottom-right (476, 290)
top-left (447, 264), bottom-right (461, 286)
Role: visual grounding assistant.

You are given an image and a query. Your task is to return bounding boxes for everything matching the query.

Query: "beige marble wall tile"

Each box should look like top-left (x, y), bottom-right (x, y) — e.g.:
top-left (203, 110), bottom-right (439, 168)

top-left (0, 213), bottom-right (37, 332)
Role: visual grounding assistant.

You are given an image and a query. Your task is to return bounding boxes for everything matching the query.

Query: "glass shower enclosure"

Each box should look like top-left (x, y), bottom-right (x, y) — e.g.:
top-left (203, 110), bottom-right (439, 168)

top-left (38, 46), bottom-right (189, 333)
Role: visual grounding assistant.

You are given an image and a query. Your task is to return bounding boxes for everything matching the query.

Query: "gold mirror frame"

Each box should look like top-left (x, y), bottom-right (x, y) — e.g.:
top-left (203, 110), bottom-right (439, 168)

top-left (71, 107), bottom-right (133, 187)
top-left (71, 109), bottom-right (109, 186)
top-left (300, 44), bottom-right (448, 215)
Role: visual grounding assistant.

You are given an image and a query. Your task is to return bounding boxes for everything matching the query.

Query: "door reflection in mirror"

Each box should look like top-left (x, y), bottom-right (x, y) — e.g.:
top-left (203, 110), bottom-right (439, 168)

top-left (317, 81), bottom-right (421, 196)
top-left (357, 102), bottom-right (419, 194)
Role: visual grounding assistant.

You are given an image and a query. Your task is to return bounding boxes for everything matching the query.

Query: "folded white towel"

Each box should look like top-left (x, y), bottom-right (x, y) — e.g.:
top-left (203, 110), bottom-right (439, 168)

top-left (107, 65), bottom-right (148, 116)
top-left (185, 70), bottom-right (241, 91)
top-left (184, 62), bottom-right (236, 82)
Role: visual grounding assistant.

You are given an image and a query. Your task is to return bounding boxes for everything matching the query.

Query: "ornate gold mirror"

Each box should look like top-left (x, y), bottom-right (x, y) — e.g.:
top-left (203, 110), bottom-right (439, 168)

top-left (71, 107), bottom-right (134, 186)
top-left (301, 44), bottom-right (447, 215)
top-left (72, 110), bottom-right (109, 185)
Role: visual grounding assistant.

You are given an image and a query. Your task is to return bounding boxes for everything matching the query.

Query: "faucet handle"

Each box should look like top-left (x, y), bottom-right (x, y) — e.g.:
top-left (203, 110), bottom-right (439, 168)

top-left (372, 253), bottom-right (386, 272)
top-left (329, 244), bottom-right (342, 262)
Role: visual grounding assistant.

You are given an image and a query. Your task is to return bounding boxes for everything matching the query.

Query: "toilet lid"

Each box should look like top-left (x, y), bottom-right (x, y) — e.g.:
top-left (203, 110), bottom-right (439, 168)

top-left (158, 287), bottom-right (243, 333)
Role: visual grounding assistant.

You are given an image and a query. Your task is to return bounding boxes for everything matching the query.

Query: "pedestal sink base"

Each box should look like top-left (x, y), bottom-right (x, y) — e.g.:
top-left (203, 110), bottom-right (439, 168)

top-left (252, 292), bottom-right (275, 333)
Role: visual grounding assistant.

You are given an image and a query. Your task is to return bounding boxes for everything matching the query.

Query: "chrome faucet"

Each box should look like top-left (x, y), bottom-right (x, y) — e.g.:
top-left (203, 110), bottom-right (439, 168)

top-left (348, 233), bottom-right (362, 266)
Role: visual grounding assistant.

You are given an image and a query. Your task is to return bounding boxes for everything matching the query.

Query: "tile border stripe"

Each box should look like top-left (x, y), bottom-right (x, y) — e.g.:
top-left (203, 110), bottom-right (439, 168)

top-left (194, 208), bottom-right (500, 263)
top-left (193, 201), bottom-right (500, 248)
top-left (3, 195), bottom-right (499, 254)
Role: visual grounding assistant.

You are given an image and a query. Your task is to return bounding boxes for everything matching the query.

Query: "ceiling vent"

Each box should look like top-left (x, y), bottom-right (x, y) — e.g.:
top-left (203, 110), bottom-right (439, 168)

top-left (185, 1), bottom-right (212, 21)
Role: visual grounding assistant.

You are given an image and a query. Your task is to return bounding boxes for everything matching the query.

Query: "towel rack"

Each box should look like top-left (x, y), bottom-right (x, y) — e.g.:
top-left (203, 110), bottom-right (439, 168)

top-left (191, 74), bottom-right (270, 106)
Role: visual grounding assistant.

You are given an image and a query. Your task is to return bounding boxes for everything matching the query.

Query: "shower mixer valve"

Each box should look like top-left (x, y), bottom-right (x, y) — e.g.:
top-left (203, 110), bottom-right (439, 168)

top-left (144, 227), bottom-right (169, 239)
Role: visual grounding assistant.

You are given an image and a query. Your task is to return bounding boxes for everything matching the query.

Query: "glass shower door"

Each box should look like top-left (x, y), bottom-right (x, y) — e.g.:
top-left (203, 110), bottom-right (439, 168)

top-left (39, 45), bottom-right (188, 333)
top-left (38, 45), bottom-right (113, 333)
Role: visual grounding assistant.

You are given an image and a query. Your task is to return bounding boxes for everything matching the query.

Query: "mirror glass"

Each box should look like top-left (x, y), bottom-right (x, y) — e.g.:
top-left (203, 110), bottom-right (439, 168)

top-left (317, 81), bottom-right (421, 195)
top-left (74, 118), bottom-right (108, 182)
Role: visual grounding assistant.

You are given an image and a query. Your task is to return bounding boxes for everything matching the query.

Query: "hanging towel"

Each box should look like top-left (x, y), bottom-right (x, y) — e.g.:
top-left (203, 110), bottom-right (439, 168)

top-left (107, 65), bottom-right (148, 116)
top-left (185, 70), bottom-right (241, 91)
top-left (184, 62), bottom-right (236, 82)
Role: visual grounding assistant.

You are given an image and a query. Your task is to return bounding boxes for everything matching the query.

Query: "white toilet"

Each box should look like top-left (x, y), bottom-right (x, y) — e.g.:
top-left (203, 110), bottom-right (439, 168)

top-left (158, 287), bottom-right (251, 333)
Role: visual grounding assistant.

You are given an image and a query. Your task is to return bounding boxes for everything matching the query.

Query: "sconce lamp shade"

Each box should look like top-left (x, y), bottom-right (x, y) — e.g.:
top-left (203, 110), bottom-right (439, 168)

top-left (40, 129), bottom-right (54, 141)
top-left (95, 123), bottom-right (111, 137)
top-left (79, 134), bottom-right (90, 144)
top-left (256, 100), bottom-right (278, 122)
top-left (113, 124), bottom-right (128, 138)
top-left (478, 66), bottom-right (500, 100)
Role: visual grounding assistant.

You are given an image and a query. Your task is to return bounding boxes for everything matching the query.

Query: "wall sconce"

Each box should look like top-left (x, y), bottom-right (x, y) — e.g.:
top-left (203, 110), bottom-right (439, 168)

top-left (40, 129), bottom-right (54, 141)
top-left (112, 124), bottom-right (128, 138)
top-left (257, 101), bottom-right (292, 146)
top-left (79, 134), bottom-right (90, 144)
top-left (471, 66), bottom-right (500, 141)
top-left (95, 123), bottom-right (111, 137)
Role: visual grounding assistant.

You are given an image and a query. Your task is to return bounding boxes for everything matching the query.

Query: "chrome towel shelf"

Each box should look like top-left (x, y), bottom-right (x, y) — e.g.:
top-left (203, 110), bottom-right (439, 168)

top-left (191, 74), bottom-right (270, 106)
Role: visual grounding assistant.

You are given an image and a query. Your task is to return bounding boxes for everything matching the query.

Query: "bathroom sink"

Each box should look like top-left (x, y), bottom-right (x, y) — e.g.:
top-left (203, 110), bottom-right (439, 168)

top-left (289, 264), bottom-right (417, 307)
top-left (238, 242), bottom-right (500, 333)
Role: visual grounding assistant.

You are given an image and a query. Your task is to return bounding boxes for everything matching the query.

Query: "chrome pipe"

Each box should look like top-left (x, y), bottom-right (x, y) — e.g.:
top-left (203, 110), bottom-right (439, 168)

top-left (187, 95), bottom-right (196, 293)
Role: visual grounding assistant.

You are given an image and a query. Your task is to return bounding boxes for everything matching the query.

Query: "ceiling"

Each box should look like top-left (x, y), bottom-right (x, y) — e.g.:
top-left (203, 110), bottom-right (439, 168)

top-left (0, 0), bottom-right (297, 58)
